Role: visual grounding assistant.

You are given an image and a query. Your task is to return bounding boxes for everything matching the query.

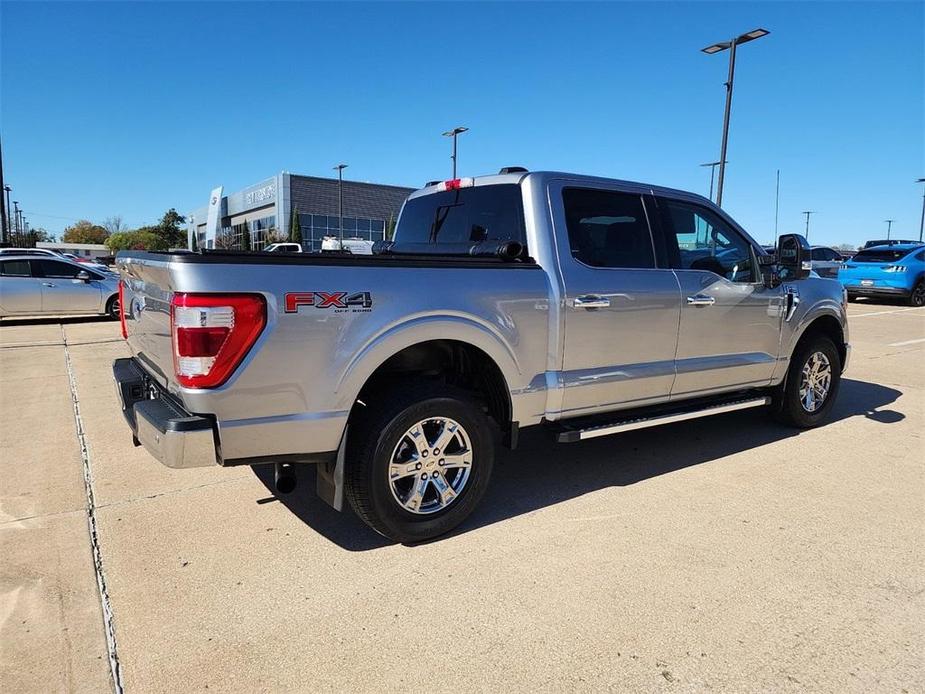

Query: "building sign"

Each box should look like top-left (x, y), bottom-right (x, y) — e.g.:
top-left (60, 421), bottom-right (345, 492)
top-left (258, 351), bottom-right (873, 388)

top-left (204, 186), bottom-right (223, 249)
top-left (244, 184), bottom-right (276, 207)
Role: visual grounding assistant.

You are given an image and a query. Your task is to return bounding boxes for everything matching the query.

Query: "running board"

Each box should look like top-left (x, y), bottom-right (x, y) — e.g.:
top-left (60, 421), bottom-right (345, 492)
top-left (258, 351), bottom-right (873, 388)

top-left (555, 396), bottom-right (771, 443)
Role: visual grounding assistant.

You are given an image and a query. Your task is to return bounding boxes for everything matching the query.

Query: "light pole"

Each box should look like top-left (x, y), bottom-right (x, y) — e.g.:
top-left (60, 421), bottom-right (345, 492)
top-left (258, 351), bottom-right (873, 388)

top-left (884, 219), bottom-right (894, 241)
top-left (0, 138), bottom-right (7, 244)
top-left (442, 126), bottom-right (468, 179)
top-left (699, 160), bottom-right (724, 202)
top-left (774, 169), bottom-right (781, 237)
top-left (917, 178), bottom-right (924, 242)
top-left (2, 185), bottom-right (10, 244)
top-left (333, 163), bottom-right (348, 245)
top-left (802, 210), bottom-right (814, 241)
top-left (12, 201), bottom-right (20, 242)
top-left (701, 28), bottom-right (770, 208)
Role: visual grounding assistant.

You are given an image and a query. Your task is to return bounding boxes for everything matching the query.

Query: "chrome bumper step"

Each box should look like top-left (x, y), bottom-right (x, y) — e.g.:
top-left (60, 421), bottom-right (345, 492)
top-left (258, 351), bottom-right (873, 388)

top-left (555, 396), bottom-right (771, 443)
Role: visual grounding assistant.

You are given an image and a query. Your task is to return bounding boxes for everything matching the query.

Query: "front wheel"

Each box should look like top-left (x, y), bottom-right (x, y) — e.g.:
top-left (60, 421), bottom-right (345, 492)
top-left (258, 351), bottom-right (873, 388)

top-left (771, 335), bottom-right (841, 428)
top-left (345, 383), bottom-right (496, 543)
top-left (909, 280), bottom-right (925, 307)
top-left (106, 295), bottom-right (121, 321)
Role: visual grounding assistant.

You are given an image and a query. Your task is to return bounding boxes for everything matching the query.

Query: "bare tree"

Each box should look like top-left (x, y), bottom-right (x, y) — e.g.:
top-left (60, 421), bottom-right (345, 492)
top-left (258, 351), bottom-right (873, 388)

top-left (213, 227), bottom-right (237, 249)
top-left (103, 215), bottom-right (127, 235)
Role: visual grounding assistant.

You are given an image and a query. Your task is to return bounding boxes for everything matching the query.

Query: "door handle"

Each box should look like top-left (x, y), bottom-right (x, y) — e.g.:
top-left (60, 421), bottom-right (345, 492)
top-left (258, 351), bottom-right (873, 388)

top-left (42, 282), bottom-right (57, 287)
top-left (686, 294), bottom-right (715, 306)
top-left (574, 295), bottom-right (611, 309)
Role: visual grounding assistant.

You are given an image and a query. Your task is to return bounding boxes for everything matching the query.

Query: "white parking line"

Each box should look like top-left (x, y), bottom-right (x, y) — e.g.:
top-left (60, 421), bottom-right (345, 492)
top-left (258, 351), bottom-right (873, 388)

top-left (850, 307), bottom-right (925, 318)
top-left (887, 337), bottom-right (925, 347)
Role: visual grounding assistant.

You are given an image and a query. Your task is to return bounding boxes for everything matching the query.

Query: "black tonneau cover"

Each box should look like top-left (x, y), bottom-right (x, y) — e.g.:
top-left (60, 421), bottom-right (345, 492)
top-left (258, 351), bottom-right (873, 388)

top-left (116, 249), bottom-right (540, 269)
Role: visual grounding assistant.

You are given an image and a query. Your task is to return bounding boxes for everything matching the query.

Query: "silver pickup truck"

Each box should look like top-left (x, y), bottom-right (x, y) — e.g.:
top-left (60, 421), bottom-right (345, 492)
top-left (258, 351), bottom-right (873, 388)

top-left (113, 170), bottom-right (849, 542)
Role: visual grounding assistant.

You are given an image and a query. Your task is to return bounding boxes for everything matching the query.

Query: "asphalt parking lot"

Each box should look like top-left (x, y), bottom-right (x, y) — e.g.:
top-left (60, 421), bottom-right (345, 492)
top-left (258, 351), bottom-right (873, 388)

top-left (1, 303), bottom-right (923, 693)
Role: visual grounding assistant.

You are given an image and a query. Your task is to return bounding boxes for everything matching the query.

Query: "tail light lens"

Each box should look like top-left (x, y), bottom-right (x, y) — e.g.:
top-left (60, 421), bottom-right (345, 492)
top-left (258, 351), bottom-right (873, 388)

top-left (170, 293), bottom-right (266, 388)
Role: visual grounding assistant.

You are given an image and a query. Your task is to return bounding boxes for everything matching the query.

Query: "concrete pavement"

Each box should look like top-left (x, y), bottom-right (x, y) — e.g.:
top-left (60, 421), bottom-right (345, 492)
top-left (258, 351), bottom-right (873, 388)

top-left (1, 303), bottom-right (923, 692)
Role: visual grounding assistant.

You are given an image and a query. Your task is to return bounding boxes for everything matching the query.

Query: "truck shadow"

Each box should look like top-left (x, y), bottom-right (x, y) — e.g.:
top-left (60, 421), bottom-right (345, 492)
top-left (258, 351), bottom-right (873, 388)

top-left (0, 315), bottom-right (111, 326)
top-left (253, 378), bottom-right (903, 551)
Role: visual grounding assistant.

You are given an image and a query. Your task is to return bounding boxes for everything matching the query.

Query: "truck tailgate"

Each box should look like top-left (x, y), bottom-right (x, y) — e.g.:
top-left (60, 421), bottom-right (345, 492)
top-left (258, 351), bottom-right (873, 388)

top-left (118, 254), bottom-right (177, 388)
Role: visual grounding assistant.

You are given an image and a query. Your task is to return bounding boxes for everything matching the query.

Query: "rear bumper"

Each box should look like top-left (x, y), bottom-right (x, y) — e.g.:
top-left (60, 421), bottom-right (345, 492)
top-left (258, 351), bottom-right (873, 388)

top-left (113, 357), bottom-right (218, 469)
top-left (846, 286), bottom-right (910, 298)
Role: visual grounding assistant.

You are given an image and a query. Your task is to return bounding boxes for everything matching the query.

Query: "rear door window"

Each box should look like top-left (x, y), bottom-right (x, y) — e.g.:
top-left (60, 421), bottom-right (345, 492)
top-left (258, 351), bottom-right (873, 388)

top-left (0, 260), bottom-right (32, 277)
top-left (395, 184), bottom-right (525, 249)
top-left (561, 188), bottom-right (655, 269)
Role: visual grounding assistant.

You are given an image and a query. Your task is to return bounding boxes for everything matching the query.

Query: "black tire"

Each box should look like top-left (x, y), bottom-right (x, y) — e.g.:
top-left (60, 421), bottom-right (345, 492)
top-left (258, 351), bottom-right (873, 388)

top-left (909, 280), bottom-right (925, 307)
top-left (771, 335), bottom-right (841, 428)
top-left (345, 382), bottom-right (496, 543)
top-left (105, 295), bottom-right (121, 321)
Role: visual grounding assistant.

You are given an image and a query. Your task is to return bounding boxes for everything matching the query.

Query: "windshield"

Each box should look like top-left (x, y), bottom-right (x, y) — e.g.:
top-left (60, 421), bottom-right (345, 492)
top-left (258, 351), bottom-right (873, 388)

top-left (395, 184), bottom-right (525, 249)
top-left (852, 249), bottom-right (913, 263)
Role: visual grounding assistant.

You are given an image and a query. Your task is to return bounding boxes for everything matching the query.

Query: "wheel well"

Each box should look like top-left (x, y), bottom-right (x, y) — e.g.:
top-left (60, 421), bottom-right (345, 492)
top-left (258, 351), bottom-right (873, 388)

top-left (797, 315), bottom-right (846, 368)
top-left (352, 340), bottom-right (512, 432)
top-left (106, 293), bottom-right (118, 309)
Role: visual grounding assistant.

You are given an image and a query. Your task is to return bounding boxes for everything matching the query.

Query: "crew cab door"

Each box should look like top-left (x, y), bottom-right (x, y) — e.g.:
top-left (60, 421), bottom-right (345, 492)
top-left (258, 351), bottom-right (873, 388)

top-left (550, 182), bottom-right (681, 418)
top-left (653, 196), bottom-right (783, 398)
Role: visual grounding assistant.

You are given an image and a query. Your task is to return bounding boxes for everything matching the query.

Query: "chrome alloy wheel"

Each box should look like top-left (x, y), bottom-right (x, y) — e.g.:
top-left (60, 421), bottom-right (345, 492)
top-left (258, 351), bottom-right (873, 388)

top-left (799, 351), bottom-right (832, 413)
top-left (388, 417), bottom-right (473, 515)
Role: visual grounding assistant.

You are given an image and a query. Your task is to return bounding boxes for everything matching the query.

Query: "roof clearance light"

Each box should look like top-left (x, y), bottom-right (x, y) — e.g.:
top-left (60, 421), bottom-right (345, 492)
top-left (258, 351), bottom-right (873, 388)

top-left (437, 177), bottom-right (475, 192)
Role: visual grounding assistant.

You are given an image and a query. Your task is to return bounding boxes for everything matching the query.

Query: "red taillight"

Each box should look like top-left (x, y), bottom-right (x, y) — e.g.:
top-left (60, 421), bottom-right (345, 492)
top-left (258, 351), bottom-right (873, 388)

top-left (170, 293), bottom-right (266, 389)
top-left (118, 280), bottom-right (128, 339)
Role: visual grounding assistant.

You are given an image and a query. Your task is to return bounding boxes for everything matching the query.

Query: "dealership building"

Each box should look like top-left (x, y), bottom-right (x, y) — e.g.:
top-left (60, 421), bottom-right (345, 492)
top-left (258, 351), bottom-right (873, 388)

top-left (188, 173), bottom-right (415, 252)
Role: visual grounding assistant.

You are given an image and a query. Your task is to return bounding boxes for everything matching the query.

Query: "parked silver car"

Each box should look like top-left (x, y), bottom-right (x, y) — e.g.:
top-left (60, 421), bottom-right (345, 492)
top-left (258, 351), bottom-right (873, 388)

top-left (0, 254), bottom-right (122, 319)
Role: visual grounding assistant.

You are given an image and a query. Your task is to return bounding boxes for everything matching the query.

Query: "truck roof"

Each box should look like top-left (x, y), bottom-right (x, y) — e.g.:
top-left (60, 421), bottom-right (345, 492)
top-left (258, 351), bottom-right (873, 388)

top-left (408, 170), bottom-right (714, 207)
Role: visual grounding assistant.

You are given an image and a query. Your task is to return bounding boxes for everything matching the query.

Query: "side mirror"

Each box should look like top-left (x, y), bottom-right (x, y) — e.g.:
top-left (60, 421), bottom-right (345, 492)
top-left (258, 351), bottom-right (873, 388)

top-left (76, 270), bottom-right (91, 282)
top-left (777, 234), bottom-right (812, 280)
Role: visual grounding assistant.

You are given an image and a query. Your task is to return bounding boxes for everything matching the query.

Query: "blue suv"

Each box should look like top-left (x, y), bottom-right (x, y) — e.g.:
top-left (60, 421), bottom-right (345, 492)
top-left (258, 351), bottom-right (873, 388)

top-left (838, 243), bottom-right (925, 306)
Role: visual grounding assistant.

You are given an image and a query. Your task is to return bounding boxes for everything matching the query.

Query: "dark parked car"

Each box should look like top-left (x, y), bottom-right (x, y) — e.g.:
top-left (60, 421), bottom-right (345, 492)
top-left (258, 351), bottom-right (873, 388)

top-left (863, 239), bottom-right (920, 249)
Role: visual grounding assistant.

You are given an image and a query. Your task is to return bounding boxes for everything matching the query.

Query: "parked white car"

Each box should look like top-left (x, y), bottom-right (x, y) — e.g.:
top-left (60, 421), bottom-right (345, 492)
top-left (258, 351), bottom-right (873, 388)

top-left (321, 236), bottom-right (374, 254)
top-left (263, 242), bottom-right (304, 253)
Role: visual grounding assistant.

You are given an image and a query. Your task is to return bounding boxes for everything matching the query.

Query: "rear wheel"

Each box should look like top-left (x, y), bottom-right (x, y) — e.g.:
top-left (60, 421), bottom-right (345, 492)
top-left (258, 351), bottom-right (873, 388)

top-left (909, 280), bottom-right (925, 307)
top-left (105, 295), bottom-right (121, 320)
top-left (771, 335), bottom-right (841, 428)
top-left (345, 383), bottom-right (496, 543)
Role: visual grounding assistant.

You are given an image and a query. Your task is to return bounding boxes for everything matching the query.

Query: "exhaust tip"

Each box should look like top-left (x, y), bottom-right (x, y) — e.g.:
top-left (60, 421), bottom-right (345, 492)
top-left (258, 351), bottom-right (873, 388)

top-left (274, 463), bottom-right (297, 494)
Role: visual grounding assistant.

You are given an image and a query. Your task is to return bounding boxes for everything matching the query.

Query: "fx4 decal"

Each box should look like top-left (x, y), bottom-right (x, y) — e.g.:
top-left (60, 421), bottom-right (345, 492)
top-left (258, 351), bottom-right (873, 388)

top-left (285, 291), bottom-right (373, 313)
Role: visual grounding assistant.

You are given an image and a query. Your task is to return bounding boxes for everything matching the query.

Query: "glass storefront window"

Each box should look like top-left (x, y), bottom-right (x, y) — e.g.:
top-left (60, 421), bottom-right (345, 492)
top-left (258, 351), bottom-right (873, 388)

top-left (371, 219), bottom-right (384, 233)
top-left (343, 217), bottom-right (357, 231)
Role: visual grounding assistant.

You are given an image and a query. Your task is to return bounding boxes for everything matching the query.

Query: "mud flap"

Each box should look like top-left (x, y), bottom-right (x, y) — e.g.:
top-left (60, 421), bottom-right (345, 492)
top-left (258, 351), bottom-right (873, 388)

top-left (316, 425), bottom-right (347, 511)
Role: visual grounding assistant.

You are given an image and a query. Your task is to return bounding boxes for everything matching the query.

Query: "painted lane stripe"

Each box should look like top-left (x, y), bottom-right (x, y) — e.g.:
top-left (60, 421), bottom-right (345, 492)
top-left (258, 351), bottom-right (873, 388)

top-left (850, 307), bottom-right (925, 318)
top-left (887, 337), bottom-right (925, 347)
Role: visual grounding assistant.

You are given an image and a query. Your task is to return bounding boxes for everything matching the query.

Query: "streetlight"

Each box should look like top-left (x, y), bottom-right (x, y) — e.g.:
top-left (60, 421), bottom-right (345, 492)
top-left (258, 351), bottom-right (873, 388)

top-left (884, 219), bottom-right (894, 241)
top-left (332, 163), bottom-right (348, 245)
top-left (916, 178), bottom-right (924, 242)
top-left (12, 201), bottom-right (20, 241)
top-left (699, 160), bottom-right (725, 202)
top-left (701, 27), bottom-right (770, 207)
top-left (2, 185), bottom-right (11, 244)
top-left (442, 126), bottom-right (468, 179)
top-left (802, 210), bottom-right (815, 241)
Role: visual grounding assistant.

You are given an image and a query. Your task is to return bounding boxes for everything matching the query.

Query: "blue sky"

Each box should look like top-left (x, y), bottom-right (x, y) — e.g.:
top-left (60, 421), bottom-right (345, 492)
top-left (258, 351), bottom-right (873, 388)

top-left (1, 1), bottom-right (922, 246)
